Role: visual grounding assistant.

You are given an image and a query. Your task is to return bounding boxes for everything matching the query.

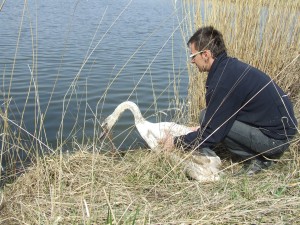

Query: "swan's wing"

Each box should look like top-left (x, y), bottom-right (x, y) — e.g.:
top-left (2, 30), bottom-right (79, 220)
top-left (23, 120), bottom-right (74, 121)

top-left (157, 122), bottom-right (193, 136)
top-left (136, 121), bottom-right (164, 149)
top-left (135, 121), bottom-right (194, 149)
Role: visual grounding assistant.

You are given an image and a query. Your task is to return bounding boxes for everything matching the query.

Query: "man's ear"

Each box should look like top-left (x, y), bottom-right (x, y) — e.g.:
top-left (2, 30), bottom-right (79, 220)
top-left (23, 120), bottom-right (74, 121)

top-left (202, 50), bottom-right (210, 62)
top-left (204, 49), bottom-right (213, 58)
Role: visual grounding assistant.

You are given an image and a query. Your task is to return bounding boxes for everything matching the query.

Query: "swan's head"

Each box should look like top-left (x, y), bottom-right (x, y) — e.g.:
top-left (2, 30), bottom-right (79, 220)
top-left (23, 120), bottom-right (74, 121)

top-left (99, 114), bottom-right (117, 139)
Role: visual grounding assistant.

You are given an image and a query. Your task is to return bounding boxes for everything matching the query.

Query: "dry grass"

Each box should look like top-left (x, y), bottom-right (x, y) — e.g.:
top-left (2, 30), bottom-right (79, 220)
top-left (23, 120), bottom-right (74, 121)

top-left (0, 143), bottom-right (299, 224)
top-left (0, 0), bottom-right (300, 224)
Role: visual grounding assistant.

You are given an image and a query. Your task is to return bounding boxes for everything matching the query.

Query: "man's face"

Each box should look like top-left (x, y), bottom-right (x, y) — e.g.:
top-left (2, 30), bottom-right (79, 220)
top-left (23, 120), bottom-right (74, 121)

top-left (189, 42), bottom-right (210, 73)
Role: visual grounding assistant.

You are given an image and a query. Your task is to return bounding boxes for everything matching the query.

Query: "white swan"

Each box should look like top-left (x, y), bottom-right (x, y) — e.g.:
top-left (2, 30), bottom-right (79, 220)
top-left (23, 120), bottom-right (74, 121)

top-left (101, 101), bottom-right (221, 182)
top-left (101, 101), bottom-right (192, 149)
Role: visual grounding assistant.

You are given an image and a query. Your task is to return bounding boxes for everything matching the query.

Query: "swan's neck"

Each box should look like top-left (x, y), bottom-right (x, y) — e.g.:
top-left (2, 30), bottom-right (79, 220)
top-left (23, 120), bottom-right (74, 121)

top-left (111, 101), bottom-right (144, 124)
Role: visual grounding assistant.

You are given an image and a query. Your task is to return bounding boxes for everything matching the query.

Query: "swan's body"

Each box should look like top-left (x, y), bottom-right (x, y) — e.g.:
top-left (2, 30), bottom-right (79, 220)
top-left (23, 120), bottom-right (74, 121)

top-left (101, 101), bottom-right (222, 182)
top-left (101, 101), bottom-right (192, 149)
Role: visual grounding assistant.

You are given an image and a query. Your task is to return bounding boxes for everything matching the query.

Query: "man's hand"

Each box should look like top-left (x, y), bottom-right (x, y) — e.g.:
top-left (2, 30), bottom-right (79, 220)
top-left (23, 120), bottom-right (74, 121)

top-left (190, 126), bottom-right (200, 131)
top-left (159, 132), bottom-right (174, 151)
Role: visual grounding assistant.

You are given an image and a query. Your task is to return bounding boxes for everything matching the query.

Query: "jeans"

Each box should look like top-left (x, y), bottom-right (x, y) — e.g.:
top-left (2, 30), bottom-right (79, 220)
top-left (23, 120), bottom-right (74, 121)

top-left (199, 110), bottom-right (290, 160)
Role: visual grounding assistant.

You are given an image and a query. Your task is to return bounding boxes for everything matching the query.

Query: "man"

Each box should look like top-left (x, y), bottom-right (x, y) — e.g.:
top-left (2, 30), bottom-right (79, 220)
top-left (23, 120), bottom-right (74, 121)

top-left (162, 26), bottom-right (298, 175)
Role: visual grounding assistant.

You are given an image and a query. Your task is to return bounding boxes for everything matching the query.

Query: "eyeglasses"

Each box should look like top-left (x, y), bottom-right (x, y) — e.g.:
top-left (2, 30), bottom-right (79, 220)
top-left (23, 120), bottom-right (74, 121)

top-left (189, 51), bottom-right (204, 60)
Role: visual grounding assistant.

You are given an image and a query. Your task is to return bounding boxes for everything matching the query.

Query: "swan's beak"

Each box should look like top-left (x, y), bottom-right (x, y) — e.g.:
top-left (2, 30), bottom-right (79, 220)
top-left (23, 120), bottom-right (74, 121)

top-left (99, 131), bottom-right (106, 140)
top-left (99, 123), bottom-right (109, 140)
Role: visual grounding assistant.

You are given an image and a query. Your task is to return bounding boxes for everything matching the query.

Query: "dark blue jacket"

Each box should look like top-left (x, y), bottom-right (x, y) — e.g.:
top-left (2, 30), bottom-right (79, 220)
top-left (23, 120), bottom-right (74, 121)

top-left (175, 52), bottom-right (298, 149)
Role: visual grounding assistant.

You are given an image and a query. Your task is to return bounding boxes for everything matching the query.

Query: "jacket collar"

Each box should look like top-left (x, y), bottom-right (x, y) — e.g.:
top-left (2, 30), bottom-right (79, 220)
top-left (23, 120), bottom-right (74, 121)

top-left (208, 51), bottom-right (228, 76)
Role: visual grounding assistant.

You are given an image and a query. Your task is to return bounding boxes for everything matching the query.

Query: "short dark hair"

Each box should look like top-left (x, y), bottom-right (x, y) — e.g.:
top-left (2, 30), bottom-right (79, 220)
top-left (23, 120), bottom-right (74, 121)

top-left (187, 26), bottom-right (226, 58)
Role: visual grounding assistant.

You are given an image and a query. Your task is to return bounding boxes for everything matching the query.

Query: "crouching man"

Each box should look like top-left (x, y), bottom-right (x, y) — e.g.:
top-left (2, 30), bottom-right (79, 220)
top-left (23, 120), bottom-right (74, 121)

top-left (162, 26), bottom-right (298, 175)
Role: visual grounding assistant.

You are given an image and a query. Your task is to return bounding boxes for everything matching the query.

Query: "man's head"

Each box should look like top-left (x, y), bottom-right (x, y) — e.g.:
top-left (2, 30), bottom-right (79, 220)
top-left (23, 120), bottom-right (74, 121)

top-left (187, 26), bottom-right (226, 72)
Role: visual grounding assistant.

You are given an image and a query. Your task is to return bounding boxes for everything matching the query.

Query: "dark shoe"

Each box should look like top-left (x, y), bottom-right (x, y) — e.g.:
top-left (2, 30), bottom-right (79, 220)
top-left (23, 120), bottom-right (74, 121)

top-left (235, 158), bottom-right (273, 176)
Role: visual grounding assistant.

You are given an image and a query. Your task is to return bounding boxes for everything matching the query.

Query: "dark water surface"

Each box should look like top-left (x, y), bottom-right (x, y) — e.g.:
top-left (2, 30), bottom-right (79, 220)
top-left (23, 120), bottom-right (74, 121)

top-left (0, 0), bottom-right (190, 150)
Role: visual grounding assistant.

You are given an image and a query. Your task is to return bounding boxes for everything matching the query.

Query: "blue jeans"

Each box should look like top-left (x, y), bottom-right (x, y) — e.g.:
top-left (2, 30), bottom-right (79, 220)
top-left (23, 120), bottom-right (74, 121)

top-left (200, 110), bottom-right (290, 160)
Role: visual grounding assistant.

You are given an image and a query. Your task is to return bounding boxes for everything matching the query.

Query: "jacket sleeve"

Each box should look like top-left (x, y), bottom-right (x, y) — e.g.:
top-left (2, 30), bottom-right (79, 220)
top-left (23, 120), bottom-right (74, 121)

top-left (174, 130), bottom-right (201, 150)
top-left (175, 85), bottom-right (244, 150)
top-left (202, 85), bottom-right (243, 147)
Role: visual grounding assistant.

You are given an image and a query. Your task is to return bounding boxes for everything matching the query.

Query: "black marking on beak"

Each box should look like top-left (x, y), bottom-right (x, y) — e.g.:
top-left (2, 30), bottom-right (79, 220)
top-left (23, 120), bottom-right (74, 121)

top-left (99, 131), bottom-right (106, 140)
top-left (100, 122), bottom-right (109, 140)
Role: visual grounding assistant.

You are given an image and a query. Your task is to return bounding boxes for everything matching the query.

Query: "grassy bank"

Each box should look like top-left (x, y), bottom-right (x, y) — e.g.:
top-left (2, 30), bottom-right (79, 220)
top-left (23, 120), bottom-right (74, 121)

top-left (1, 0), bottom-right (300, 224)
top-left (0, 145), bottom-right (299, 224)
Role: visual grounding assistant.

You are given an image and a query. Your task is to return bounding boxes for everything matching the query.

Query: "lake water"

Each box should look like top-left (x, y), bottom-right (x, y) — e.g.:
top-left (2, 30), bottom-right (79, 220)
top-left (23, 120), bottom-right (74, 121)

top-left (0, 0), bottom-right (190, 150)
